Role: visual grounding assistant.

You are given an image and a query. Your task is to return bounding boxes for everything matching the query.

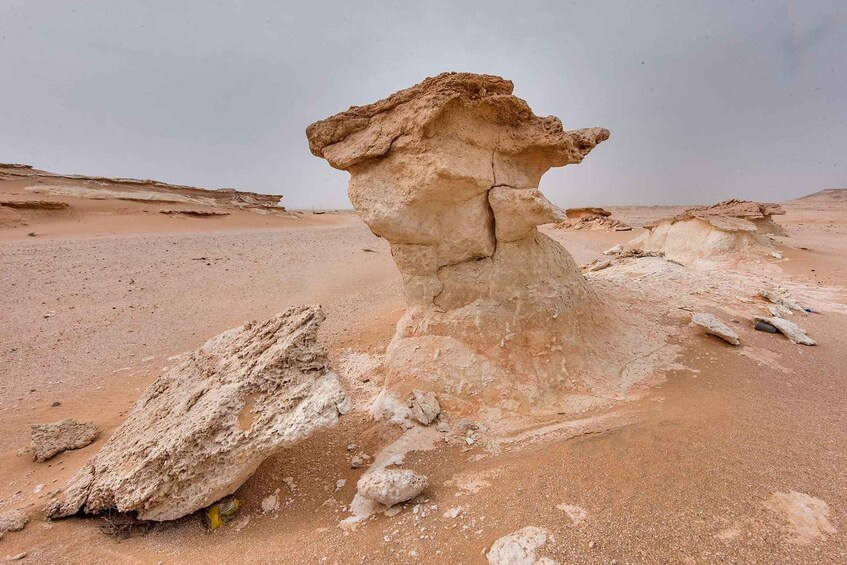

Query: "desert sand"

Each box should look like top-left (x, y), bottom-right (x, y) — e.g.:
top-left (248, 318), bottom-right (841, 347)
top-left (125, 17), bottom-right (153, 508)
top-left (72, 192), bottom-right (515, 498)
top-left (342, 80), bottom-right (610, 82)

top-left (2, 88), bottom-right (847, 562)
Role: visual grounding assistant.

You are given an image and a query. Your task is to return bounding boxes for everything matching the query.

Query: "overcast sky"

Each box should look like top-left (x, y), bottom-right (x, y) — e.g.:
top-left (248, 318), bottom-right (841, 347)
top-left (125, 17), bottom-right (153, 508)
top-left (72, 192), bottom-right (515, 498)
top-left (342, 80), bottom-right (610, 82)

top-left (1, 1), bottom-right (844, 208)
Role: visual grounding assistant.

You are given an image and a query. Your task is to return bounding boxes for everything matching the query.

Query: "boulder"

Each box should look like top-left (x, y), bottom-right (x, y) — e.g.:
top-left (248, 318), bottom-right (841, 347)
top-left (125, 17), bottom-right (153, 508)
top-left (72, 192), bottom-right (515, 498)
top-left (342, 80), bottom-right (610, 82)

top-left (691, 313), bottom-right (740, 345)
top-left (307, 72), bottom-right (609, 408)
top-left (356, 469), bottom-right (428, 507)
top-left (31, 419), bottom-right (98, 462)
top-left (47, 305), bottom-right (350, 521)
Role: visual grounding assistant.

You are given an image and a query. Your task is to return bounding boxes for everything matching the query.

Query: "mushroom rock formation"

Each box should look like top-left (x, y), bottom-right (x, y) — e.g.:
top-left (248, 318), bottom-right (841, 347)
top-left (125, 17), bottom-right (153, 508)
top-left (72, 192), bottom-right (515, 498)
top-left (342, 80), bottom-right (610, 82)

top-left (631, 199), bottom-right (787, 265)
top-left (307, 72), bottom-right (610, 411)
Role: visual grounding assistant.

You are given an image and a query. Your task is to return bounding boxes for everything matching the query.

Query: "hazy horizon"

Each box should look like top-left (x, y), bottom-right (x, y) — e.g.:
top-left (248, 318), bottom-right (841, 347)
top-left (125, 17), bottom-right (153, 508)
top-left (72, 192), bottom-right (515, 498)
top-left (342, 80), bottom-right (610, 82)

top-left (1, 1), bottom-right (844, 209)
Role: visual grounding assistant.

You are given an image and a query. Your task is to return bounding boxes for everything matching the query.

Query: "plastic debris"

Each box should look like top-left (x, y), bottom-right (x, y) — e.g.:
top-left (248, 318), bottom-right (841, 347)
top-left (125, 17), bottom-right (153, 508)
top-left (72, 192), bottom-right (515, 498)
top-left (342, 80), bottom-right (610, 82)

top-left (205, 497), bottom-right (240, 530)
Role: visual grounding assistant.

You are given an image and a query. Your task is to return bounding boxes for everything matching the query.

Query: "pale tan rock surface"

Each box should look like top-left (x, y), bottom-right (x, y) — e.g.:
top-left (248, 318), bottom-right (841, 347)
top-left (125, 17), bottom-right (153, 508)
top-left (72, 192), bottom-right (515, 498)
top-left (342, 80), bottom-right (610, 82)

top-left (31, 419), bottom-right (98, 462)
top-left (754, 316), bottom-right (816, 346)
top-left (691, 313), bottom-right (740, 345)
top-left (47, 305), bottom-right (350, 521)
top-left (487, 526), bottom-right (557, 565)
top-left (356, 468), bottom-right (428, 507)
top-left (631, 199), bottom-right (788, 265)
top-left (307, 72), bottom-right (610, 410)
top-left (555, 207), bottom-right (631, 231)
top-left (0, 510), bottom-right (28, 533)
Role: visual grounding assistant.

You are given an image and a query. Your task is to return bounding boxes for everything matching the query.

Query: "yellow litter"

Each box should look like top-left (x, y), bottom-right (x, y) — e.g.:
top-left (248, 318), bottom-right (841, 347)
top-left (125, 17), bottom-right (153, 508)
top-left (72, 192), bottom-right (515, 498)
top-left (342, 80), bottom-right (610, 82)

top-left (205, 497), bottom-right (240, 530)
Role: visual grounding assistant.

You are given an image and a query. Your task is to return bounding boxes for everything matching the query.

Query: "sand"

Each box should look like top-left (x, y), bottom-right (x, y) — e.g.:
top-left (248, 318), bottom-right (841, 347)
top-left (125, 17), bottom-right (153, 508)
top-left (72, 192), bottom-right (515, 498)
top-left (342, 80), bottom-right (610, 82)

top-left (1, 183), bottom-right (846, 563)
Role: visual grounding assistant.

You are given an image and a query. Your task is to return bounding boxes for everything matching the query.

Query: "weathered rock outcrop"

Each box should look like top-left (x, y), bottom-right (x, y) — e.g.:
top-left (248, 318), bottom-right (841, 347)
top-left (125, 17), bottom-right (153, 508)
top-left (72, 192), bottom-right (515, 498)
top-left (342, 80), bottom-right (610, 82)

top-left (555, 206), bottom-right (631, 231)
top-left (31, 419), bottom-right (99, 462)
top-left (631, 199), bottom-right (787, 265)
top-left (47, 306), bottom-right (350, 521)
top-left (307, 73), bottom-right (609, 410)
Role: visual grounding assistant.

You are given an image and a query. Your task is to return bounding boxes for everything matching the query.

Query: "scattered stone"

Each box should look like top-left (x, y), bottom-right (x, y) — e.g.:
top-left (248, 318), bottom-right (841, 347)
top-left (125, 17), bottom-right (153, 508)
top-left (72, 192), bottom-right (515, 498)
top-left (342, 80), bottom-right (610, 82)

top-left (335, 479), bottom-right (347, 491)
top-left (487, 526), bottom-right (556, 565)
top-left (771, 251), bottom-right (784, 259)
top-left (31, 419), bottom-right (98, 462)
top-left (436, 420), bottom-right (450, 433)
top-left (356, 469), bottom-right (428, 507)
top-left (0, 509), bottom-right (28, 533)
top-left (32, 484), bottom-right (44, 494)
top-left (46, 306), bottom-right (351, 521)
top-left (443, 506), bottom-right (463, 519)
top-left (754, 316), bottom-right (816, 346)
top-left (588, 260), bottom-right (612, 272)
top-left (691, 313), bottom-right (740, 345)
top-left (603, 244), bottom-right (623, 255)
top-left (409, 390), bottom-right (440, 425)
top-left (50, 401), bottom-right (61, 407)
top-left (7, 553), bottom-right (27, 561)
top-left (261, 490), bottom-right (280, 514)
top-left (350, 454), bottom-right (371, 469)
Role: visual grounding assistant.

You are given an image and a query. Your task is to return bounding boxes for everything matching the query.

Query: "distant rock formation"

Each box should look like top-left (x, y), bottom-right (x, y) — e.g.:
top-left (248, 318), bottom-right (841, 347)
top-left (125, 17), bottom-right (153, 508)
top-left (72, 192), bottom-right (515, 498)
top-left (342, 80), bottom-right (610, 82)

top-left (307, 72), bottom-right (610, 410)
top-left (0, 163), bottom-right (283, 209)
top-left (555, 206), bottom-right (631, 231)
top-left (631, 199), bottom-right (788, 265)
top-left (47, 305), bottom-right (350, 521)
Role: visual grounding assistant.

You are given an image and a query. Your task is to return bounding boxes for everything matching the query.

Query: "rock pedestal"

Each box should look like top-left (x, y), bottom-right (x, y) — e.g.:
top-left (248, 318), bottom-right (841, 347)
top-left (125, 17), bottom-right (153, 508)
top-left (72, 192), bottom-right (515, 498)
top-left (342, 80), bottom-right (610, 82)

top-left (307, 72), bottom-right (609, 411)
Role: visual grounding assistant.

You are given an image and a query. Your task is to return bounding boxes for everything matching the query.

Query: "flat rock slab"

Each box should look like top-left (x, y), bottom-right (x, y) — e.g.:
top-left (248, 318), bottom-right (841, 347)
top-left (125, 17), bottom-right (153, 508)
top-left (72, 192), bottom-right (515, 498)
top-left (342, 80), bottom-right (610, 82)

top-left (755, 316), bottom-right (816, 346)
top-left (47, 305), bottom-right (350, 521)
top-left (692, 312), bottom-right (740, 345)
top-left (31, 419), bottom-right (98, 463)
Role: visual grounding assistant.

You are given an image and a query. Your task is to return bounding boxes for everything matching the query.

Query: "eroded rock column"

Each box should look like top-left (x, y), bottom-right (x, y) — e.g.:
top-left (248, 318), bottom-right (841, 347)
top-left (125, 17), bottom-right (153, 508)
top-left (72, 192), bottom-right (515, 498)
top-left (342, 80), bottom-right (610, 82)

top-left (307, 72), bottom-right (609, 411)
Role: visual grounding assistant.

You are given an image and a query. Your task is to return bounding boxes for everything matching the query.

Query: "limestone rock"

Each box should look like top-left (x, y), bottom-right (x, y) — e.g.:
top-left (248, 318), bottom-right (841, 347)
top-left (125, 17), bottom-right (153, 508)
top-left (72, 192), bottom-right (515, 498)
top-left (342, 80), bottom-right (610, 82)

top-left (307, 73), bottom-right (609, 409)
top-left (691, 313), bottom-right (740, 345)
top-left (409, 390), bottom-right (441, 425)
top-left (555, 207), bottom-right (630, 231)
top-left (754, 316), bottom-right (816, 346)
top-left (31, 419), bottom-right (99, 462)
top-left (487, 526), bottom-right (557, 565)
top-left (631, 199), bottom-right (788, 265)
top-left (47, 305), bottom-right (350, 521)
top-left (603, 244), bottom-right (623, 255)
top-left (0, 510), bottom-right (28, 533)
top-left (356, 469), bottom-right (428, 507)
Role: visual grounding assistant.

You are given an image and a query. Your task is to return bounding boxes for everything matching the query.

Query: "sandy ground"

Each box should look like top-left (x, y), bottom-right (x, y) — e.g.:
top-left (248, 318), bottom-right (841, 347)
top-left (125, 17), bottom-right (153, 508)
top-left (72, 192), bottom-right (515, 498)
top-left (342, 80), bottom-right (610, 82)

top-left (1, 187), bottom-right (846, 564)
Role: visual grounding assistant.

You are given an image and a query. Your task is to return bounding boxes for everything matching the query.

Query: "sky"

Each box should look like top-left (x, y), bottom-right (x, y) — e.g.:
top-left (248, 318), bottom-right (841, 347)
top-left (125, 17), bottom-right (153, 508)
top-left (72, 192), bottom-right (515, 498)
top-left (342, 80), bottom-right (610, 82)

top-left (0, 1), bottom-right (844, 209)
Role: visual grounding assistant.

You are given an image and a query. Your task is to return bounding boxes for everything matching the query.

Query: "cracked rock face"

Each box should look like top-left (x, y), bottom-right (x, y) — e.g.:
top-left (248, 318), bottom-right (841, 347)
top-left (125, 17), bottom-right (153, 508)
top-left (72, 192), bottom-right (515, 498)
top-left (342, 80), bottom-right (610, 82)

top-left (307, 72), bottom-right (609, 410)
top-left (47, 305), bottom-right (350, 521)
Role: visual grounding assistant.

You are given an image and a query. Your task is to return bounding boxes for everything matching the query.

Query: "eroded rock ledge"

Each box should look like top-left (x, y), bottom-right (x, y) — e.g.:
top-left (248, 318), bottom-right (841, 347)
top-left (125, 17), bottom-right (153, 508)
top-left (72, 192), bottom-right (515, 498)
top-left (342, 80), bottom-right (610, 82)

top-left (307, 72), bottom-right (609, 411)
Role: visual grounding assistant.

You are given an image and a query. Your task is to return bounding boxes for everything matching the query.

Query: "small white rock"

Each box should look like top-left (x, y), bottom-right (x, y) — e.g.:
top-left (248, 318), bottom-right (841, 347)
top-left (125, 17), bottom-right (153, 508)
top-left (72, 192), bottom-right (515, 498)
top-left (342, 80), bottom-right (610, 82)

top-left (603, 244), bottom-right (623, 255)
top-left (691, 312), bottom-right (740, 345)
top-left (357, 468), bottom-right (428, 507)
